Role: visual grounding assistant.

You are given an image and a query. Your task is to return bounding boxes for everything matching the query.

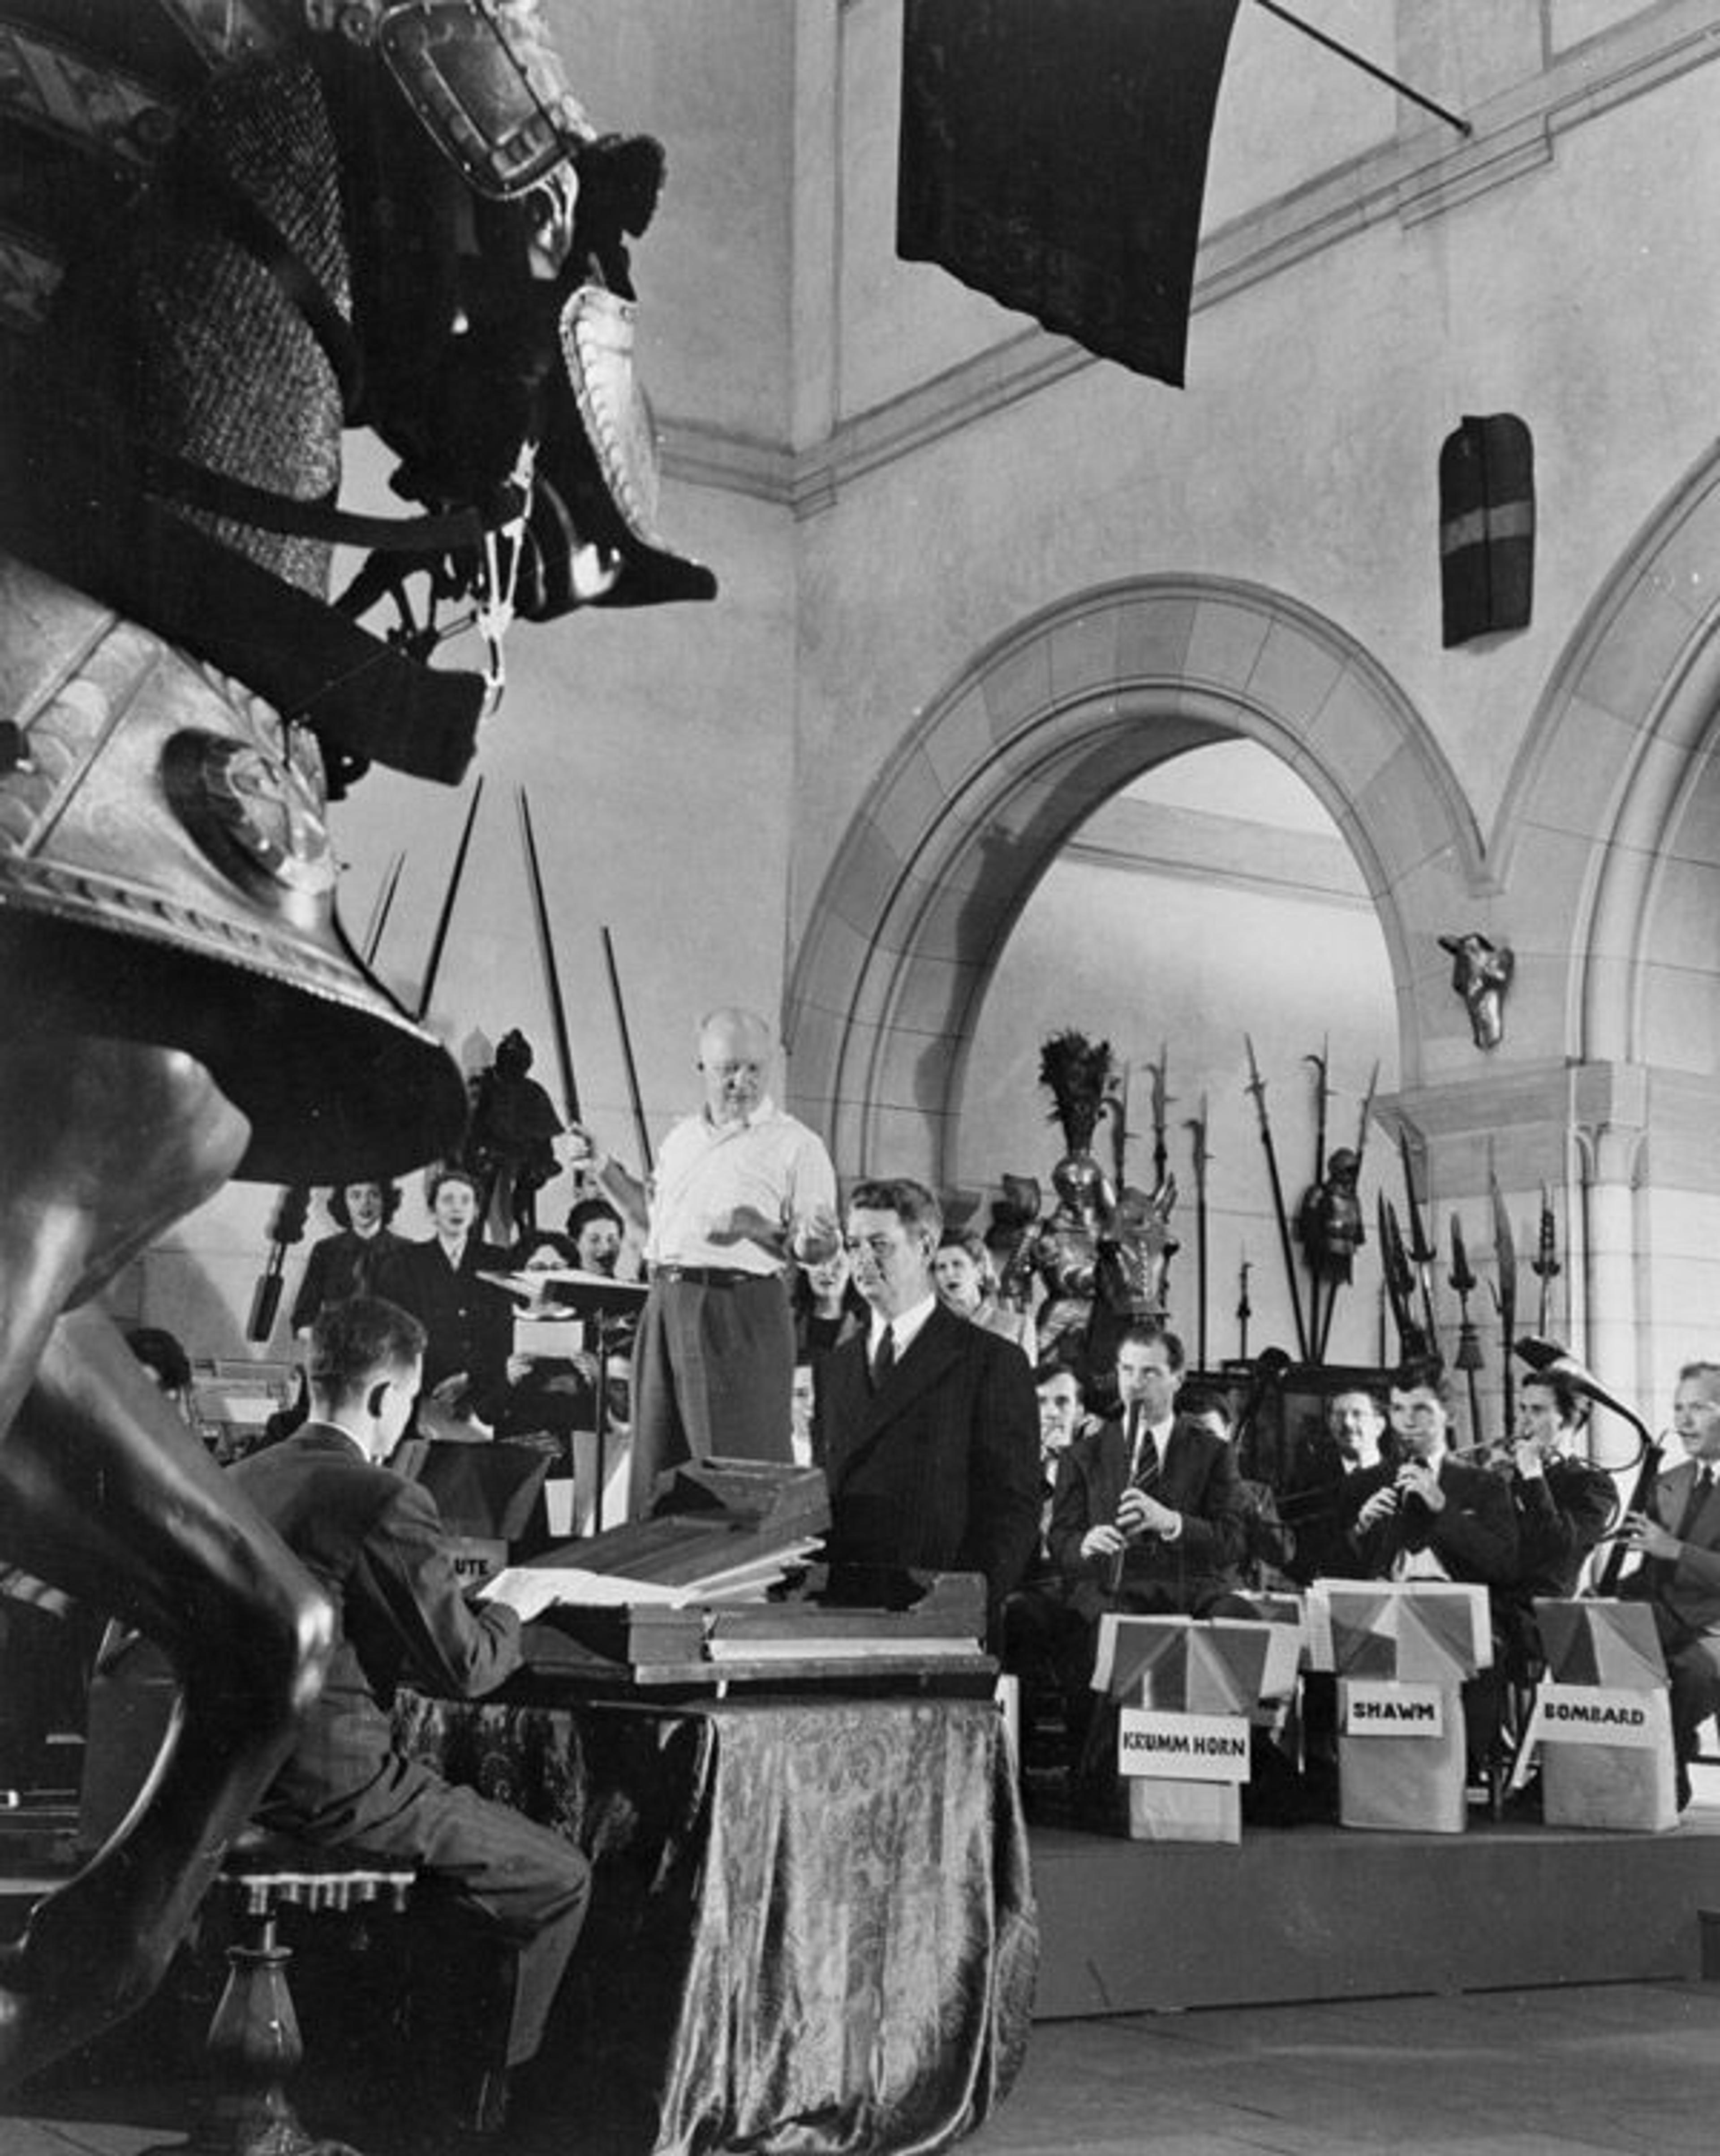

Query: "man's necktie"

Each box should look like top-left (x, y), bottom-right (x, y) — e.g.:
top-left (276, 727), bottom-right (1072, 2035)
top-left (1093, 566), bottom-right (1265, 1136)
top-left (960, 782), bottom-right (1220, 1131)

top-left (1674, 1466), bottom-right (1714, 1542)
top-left (871, 1326), bottom-right (896, 1390)
top-left (1127, 1404), bottom-right (1161, 1494)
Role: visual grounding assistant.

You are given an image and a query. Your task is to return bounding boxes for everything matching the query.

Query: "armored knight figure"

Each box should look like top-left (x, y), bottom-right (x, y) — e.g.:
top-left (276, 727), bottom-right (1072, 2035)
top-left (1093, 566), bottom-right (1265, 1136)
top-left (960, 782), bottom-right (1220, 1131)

top-left (0, 0), bottom-right (710, 2087)
top-left (466, 1027), bottom-right (563, 1239)
top-left (1297, 1145), bottom-right (1366, 1285)
top-left (999, 1147), bottom-right (1117, 1371)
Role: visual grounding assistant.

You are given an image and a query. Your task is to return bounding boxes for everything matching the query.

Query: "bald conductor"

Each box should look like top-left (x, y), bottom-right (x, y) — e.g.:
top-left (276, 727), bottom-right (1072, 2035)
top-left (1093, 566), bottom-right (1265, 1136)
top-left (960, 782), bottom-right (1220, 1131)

top-left (570, 1007), bottom-right (838, 1515)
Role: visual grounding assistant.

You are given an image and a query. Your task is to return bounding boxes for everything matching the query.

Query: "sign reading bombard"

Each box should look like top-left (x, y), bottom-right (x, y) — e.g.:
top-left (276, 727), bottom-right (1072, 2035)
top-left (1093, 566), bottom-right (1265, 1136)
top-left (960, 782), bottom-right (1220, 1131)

top-left (1526, 1683), bottom-right (1662, 1749)
top-left (1117, 1708), bottom-right (1251, 1782)
top-left (1343, 1681), bottom-right (1444, 1737)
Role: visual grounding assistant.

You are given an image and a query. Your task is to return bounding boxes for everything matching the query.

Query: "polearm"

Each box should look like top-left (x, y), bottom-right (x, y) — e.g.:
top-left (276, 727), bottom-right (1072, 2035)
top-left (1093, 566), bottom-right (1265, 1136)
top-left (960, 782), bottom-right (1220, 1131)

top-left (357, 850), bottom-right (405, 970)
top-left (1397, 1126), bottom-right (1440, 1357)
top-left (1378, 1193), bottom-right (1429, 1360)
top-left (1302, 1037), bottom-right (1329, 1359)
top-left (600, 925), bottom-right (654, 1176)
top-left (1105, 1060), bottom-right (1132, 1191)
top-left (1489, 1172), bottom-right (1518, 1435)
top-left (1531, 1182), bottom-right (1561, 1336)
top-left (415, 777), bottom-right (484, 1023)
top-left (1316, 1056), bottom-right (1380, 1363)
top-left (1183, 1095), bottom-right (1210, 1370)
top-left (1243, 1035), bottom-right (1310, 1362)
top-left (1448, 1212), bottom-right (1485, 1446)
top-left (516, 788), bottom-right (580, 1125)
top-left (1146, 1042), bottom-right (1172, 1190)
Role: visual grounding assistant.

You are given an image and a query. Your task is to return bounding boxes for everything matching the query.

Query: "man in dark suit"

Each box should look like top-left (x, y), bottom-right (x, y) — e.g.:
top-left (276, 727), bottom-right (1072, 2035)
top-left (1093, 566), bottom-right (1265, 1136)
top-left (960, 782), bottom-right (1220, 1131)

top-left (1045, 1324), bottom-right (1247, 1808)
top-left (374, 1166), bottom-right (513, 1423)
top-left (228, 1297), bottom-right (589, 2134)
top-left (1619, 1359), bottom-right (1720, 1809)
top-left (1347, 1365), bottom-right (1518, 1785)
top-left (1346, 1368), bottom-right (1517, 1587)
top-left (1048, 1323), bottom-right (1247, 1627)
top-left (813, 1177), bottom-right (1040, 1637)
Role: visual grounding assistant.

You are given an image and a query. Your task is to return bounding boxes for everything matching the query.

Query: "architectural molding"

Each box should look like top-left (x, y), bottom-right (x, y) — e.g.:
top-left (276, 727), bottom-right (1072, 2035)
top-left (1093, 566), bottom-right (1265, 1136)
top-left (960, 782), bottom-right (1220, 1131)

top-left (656, 1), bottom-right (1720, 519)
top-left (1064, 798), bottom-right (1371, 911)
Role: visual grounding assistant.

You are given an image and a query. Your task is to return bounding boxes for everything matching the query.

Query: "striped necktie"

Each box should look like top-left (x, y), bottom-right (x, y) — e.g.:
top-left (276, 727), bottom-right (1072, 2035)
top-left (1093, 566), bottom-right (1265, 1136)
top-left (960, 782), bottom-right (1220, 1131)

top-left (1127, 1403), bottom-right (1161, 1493)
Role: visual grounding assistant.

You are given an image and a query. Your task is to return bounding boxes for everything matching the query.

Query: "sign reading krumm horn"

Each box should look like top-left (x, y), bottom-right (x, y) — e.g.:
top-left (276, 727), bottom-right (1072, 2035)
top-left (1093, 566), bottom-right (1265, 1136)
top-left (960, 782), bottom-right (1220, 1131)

top-left (1527, 1684), bottom-right (1663, 1750)
top-left (1343, 1680), bottom-right (1445, 1738)
top-left (1117, 1709), bottom-right (1251, 1783)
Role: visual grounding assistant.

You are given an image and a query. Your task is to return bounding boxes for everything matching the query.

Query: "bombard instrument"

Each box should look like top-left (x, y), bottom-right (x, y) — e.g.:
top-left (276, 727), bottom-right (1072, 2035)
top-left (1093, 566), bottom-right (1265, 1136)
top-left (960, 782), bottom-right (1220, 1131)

top-left (1516, 1336), bottom-right (1660, 1595)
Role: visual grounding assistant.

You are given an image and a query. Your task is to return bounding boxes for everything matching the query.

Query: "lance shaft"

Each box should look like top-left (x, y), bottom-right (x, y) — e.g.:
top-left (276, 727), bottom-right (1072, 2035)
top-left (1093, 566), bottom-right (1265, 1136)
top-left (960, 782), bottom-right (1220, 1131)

top-left (1243, 1035), bottom-right (1309, 1361)
top-left (601, 925), bottom-right (654, 1176)
top-left (416, 778), bottom-right (484, 1024)
top-left (517, 788), bottom-right (580, 1124)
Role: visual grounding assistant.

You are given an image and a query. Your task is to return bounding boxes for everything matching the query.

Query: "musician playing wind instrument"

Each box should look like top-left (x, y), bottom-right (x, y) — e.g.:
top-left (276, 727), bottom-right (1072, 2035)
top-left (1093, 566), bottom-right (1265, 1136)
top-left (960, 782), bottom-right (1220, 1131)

top-left (568, 1006), bottom-right (838, 1517)
top-left (1618, 1360), bottom-right (1720, 1810)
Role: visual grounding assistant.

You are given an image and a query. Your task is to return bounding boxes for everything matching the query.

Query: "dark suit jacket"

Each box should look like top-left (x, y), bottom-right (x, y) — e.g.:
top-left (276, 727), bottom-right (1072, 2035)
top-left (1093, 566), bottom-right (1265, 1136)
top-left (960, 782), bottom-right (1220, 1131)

top-left (229, 1424), bottom-right (521, 1842)
top-left (289, 1226), bottom-right (407, 1335)
top-left (812, 1302), bottom-right (1041, 1614)
top-left (1621, 1457), bottom-right (1720, 1640)
top-left (374, 1234), bottom-right (513, 1418)
top-left (1048, 1414), bottom-right (1247, 1622)
top-left (1346, 1452), bottom-right (1518, 1585)
top-left (1507, 1455), bottom-right (1617, 1599)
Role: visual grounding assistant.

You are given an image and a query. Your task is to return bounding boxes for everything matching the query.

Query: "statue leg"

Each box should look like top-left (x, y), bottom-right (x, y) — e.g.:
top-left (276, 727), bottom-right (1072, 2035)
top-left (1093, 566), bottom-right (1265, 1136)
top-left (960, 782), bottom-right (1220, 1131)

top-left (0, 1041), bottom-right (334, 2086)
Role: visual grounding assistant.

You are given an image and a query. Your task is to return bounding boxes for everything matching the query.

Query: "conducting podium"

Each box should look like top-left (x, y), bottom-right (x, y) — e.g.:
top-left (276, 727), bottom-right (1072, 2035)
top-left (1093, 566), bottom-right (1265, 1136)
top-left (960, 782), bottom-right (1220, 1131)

top-left (1308, 1579), bottom-right (1492, 1833)
top-left (1525, 1598), bottom-right (1678, 1831)
top-left (1095, 1614), bottom-right (1291, 1843)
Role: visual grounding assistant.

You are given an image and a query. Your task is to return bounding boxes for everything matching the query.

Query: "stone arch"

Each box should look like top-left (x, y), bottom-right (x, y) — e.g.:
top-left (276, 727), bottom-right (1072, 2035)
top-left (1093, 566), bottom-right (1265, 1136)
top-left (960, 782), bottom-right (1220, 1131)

top-left (785, 576), bottom-right (1484, 1184)
top-left (1496, 440), bottom-right (1720, 1070)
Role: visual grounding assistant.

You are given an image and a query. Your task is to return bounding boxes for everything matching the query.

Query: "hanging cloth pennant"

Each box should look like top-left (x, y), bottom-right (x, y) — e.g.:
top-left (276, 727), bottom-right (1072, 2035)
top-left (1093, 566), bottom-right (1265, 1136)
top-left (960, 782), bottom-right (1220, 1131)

top-left (897, 0), bottom-right (1241, 387)
top-left (1439, 413), bottom-right (1535, 646)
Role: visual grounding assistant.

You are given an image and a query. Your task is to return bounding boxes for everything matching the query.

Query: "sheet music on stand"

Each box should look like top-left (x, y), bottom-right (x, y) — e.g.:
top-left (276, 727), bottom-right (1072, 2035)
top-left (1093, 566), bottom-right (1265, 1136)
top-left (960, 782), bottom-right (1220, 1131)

top-left (482, 1268), bottom-right (647, 1533)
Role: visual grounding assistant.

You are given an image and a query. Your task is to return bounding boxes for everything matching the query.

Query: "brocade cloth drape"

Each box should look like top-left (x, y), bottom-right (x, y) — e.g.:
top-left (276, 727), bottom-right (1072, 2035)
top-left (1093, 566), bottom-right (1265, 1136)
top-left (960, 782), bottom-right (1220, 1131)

top-left (391, 1691), bottom-right (1038, 2156)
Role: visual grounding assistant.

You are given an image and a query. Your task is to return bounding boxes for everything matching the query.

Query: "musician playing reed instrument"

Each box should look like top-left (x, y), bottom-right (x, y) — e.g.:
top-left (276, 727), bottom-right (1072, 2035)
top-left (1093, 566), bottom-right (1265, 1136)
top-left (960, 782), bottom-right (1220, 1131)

top-left (1617, 1361), bottom-right (1720, 1810)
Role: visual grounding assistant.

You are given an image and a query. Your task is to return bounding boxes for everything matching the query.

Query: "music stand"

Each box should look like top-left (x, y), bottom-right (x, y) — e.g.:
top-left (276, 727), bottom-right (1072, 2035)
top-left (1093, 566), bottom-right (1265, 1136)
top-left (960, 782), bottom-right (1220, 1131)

top-left (490, 1267), bottom-right (647, 1534)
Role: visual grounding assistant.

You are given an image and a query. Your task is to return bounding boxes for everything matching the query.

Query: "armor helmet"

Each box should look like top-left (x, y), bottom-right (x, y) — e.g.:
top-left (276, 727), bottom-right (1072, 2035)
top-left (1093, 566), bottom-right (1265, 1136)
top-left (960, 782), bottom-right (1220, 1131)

top-left (1050, 1152), bottom-right (1114, 1219)
top-left (310, 1), bottom-right (595, 197)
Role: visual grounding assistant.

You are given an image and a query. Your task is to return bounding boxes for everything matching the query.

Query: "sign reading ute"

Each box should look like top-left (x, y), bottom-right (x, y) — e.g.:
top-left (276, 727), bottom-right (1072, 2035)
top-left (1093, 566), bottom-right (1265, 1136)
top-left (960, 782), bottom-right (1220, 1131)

top-left (1343, 1680), bottom-right (1444, 1737)
top-left (1118, 1708), bottom-right (1251, 1783)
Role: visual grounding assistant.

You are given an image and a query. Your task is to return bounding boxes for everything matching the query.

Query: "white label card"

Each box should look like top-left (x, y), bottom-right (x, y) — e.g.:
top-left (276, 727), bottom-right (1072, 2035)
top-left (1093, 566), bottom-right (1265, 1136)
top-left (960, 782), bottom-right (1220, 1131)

top-left (1343, 1680), bottom-right (1445, 1737)
top-left (1527, 1683), bottom-right (1663, 1750)
top-left (1117, 1708), bottom-right (1251, 1782)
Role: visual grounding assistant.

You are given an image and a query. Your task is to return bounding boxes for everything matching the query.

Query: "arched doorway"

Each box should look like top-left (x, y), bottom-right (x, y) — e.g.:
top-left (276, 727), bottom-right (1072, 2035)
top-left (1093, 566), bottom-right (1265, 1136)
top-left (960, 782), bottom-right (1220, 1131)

top-left (785, 575), bottom-right (1482, 1191)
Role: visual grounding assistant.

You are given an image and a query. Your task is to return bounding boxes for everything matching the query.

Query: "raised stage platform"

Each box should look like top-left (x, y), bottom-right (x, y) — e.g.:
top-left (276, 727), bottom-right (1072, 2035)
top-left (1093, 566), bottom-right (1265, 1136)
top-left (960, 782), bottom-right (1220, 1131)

top-left (1030, 1801), bottom-right (1720, 2018)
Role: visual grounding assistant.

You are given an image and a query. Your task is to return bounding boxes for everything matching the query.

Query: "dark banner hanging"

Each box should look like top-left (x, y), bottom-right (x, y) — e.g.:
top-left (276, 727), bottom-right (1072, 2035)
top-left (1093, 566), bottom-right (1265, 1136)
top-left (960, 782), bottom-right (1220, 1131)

top-left (1439, 414), bottom-right (1535, 646)
top-left (897, 0), bottom-right (1241, 387)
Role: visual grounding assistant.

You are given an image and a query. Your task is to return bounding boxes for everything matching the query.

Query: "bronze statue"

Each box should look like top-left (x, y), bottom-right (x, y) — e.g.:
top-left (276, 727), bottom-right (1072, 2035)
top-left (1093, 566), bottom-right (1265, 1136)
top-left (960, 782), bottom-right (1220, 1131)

top-left (0, 0), bottom-right (706, 2084)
